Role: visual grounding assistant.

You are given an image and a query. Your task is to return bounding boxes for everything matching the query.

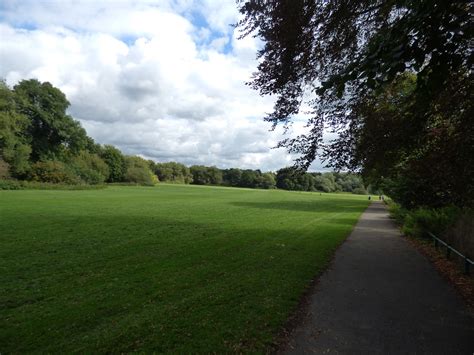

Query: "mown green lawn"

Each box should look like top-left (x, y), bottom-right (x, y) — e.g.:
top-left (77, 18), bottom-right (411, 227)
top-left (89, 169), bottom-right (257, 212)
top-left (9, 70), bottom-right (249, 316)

top-left (0, 185), bottom-right (369, 352)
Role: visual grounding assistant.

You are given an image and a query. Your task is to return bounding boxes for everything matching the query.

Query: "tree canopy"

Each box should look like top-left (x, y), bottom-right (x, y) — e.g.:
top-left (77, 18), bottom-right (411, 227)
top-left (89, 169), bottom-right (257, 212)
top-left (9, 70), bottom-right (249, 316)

top-left (0, 79), bottom-right (155, 186)
top-left (237, 0), bottom-right (473, 208)
top-left (13, 79), bottom-right (88, 161)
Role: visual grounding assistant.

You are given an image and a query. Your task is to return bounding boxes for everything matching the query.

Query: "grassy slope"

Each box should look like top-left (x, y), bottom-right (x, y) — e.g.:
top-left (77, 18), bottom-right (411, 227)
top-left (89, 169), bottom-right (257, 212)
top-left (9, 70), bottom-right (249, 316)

top-left (0, 185), bottom-right (369, 352)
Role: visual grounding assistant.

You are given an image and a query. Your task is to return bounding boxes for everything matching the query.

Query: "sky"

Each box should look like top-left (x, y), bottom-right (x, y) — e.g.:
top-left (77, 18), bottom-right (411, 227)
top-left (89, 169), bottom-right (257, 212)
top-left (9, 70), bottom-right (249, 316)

top-left (0, 0), bottom-right (326, 171)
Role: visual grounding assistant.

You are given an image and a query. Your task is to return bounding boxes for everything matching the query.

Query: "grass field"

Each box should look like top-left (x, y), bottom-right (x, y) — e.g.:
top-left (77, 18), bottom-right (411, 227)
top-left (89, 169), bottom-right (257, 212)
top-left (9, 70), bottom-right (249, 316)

top-left (0, 184), bottom-right (369, 352)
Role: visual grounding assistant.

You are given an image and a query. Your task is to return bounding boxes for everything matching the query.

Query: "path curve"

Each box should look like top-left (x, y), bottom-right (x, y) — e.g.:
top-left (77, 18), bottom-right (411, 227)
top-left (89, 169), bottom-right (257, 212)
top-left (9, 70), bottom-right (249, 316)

top-left (283, 201), bottom-right (473, 354)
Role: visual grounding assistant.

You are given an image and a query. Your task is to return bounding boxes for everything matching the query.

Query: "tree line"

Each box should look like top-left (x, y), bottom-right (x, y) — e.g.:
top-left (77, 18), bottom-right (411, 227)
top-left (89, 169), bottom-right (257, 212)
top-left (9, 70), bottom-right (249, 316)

top-left (153, 161), bottom-right (367, 193)
top-left (0, 79), bottom-right (367, 193)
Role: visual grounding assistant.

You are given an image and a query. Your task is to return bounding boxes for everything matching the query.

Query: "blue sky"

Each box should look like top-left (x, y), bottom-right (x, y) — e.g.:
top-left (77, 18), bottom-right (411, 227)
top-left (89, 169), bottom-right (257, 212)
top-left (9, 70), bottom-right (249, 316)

top-left (0, 0), bottom-right (325, 171)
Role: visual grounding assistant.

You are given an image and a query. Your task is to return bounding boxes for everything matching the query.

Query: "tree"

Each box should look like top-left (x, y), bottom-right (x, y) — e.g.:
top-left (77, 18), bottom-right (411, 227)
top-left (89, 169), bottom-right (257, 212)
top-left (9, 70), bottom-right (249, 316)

top-left (190, 165), bottom-right (209, 185)
top-left (123, 156), bottom-right (157, 185)
top-left (240, 169), bottom-right (260, 188)
top-left (155, 162), bottom-right (193, 184)
top-left (100, 145), bottom-right (126, 182)
top-left (275, 167), bottom-right (295, 190)
top-left (349, 73), bottom-right (473, 207)
top-left (13, 79), bottom-right (88, 161)
top-left (190, 165), bottom-right (223, 185)
top-left (0, 81), bottom-right (32, 177)
top-left (334, 172), bottom-right (365, 193)
top-left (223, 168), bottom-right (242, 187)
top-left (207, 166), bottom-right (223, 185)
top-left (276, 167), bottom-right (314, 191)
top-left (237, 1), bottom-right (472, 207)
top-left (259, 172), bottom-right (276, 189)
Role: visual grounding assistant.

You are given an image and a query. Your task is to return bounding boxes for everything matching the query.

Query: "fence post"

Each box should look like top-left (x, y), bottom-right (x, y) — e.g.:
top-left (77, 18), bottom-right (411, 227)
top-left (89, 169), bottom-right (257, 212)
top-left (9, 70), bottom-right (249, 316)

top-left (465, 255), bottom-right (471, 276)
top-left (446, 247), bottom-right (451, 259)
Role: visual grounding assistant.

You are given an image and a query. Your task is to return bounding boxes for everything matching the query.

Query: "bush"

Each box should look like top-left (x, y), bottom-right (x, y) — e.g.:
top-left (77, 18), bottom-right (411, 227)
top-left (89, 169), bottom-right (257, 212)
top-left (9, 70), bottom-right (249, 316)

top-left (123, 156), bottom-right (157, 186)
top-left (29, 160), bottom-right (79, 184)
top-left (71, 151), bottom-right (109, 184)
top-left (124, 167), bottom-right (155, 185)
top-left (389, 203), bottom-right (460, 239)
top-left (387, 201), bottom-right (407, 225)
top-left (0, 179), bottom-right (22, 190)
top-left (74, 167), bottom-right (105, 185)
top-left (0, 179), bottom-right (106, 190)
top-left (99, 145), bottom-right (126, 182)
top-left (25, 181), bottom-right (106, 190)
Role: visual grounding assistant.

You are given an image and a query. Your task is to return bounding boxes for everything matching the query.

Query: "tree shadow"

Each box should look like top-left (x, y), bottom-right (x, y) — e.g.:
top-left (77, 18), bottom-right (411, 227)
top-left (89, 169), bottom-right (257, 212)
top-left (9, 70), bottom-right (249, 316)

top-left (230, 200), bottom-right (367, 214)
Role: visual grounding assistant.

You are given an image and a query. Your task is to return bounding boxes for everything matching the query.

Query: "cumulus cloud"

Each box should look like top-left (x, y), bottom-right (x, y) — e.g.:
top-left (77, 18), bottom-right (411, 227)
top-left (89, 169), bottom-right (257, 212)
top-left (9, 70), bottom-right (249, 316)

top-left (0, 0), bottom-right (326, 171)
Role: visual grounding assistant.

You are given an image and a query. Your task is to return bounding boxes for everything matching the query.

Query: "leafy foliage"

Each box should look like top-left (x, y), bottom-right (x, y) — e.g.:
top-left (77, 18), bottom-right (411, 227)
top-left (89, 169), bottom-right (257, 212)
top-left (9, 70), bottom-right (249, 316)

top-left (401, 207), bottom-right (460, 239)
top-left (0, 80), bottom-right (157, 186)
top-left (190, 165), bottom-right (223, 185)
top-left (237, 0), bottom-right (472, 208)
top-left (29, 160), bottom-right (79, 184)
top-left (154, 161), bottom-right (193, 184)
top-left (13, 79), bottom-right (88, 161)
top-left (276, 167), bottom-right (365, 193)
top-left (71, 151), bottom-right (110, 184)
top-left (2, 78), bottom-right (369, 192)
top-left (0, 178), bottom-right (22, 190)
top-left (99, 145), bottom-right (126, 183)
top-left (0, 81), bottom-right (31, 177)
top-left (222, 168), bottom-right (243, 186)
top-left (124, 156), bottom-right (157, 185)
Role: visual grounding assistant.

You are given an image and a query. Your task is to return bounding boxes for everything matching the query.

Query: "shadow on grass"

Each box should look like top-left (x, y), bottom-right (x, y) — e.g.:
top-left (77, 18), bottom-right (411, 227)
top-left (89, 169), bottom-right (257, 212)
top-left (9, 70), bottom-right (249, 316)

top-left (1, 211), bottom-right (362, 353)
top-left (231, 200), bottom-right (367, 214)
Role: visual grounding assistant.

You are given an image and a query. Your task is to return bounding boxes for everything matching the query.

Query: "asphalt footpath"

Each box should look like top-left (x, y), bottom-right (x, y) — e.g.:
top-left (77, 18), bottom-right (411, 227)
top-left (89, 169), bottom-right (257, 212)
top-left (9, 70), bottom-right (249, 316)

top-left (282, 201), bottom-right (474, 354)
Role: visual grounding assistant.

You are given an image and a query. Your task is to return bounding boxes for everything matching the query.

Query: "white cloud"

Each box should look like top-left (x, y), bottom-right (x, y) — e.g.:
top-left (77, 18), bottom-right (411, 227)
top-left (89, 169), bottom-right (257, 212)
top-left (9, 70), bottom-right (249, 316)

top-left (0, 1), bottom-right (327, 171)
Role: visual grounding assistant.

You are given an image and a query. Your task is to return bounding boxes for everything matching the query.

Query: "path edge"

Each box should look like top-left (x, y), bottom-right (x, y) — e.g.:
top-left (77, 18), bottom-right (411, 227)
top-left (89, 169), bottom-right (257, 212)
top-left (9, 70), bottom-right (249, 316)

top-left (268, 202), bottom-right (373, 354)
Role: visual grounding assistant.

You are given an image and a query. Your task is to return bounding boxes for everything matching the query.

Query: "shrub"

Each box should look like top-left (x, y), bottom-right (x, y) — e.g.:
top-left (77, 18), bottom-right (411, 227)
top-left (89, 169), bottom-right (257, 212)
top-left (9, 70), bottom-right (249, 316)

top-left (391, 205), bottom-right (461, 239)
top-left (124, 167), bottom-right (155, 185)
top-left (29, 160), bottom-right (79, 184)
top-left (21, 181), bottom-right (106, 190)
top-left (0, 179), bottom-right (22, 190)
top-left (74, 167), bottom-right (106, 185)
top-left (99, 145), bottom-right (126, 182)
top-left (71, 151), bottom-right (109, 184)
top-left (387, 201), bottom-right (407, 225)
top-left (123, 156), bottom-right (156, 185)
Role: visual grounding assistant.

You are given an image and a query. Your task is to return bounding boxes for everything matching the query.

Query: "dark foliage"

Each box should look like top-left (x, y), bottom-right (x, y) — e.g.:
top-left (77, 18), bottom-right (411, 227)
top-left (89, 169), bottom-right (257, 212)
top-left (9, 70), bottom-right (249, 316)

top-left (13, 80), bottom-right (89, 161)
top-left (237, 0), bottom-right (473, 207)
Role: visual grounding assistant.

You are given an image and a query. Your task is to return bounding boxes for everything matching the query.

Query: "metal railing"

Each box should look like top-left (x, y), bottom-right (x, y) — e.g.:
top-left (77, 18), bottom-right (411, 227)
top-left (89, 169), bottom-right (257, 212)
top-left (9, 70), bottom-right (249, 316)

top-left (428, 232), bottom-right (473, 275)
